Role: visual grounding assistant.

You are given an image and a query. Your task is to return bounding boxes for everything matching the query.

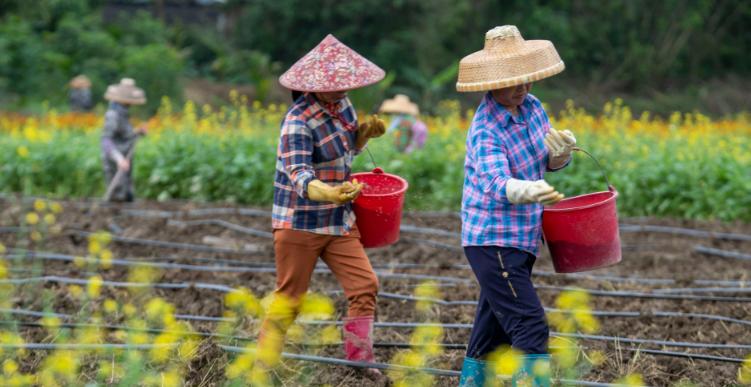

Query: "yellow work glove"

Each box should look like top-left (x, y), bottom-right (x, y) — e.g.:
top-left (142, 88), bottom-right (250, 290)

top-left (544, 128), bottom-right (577, 169)
top-left (307, 179), bottom-right (364, 204)
top-left (356, 114), bottom-right (386, 149)
top-left (505, 179), bottom-right (564, 205)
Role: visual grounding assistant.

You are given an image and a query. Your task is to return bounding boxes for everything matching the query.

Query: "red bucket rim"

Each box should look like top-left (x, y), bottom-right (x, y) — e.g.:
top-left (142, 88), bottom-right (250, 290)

top-left (351, 171), bottom-right (409, 197)
top-left (543, 189), bottom-right (618, 213)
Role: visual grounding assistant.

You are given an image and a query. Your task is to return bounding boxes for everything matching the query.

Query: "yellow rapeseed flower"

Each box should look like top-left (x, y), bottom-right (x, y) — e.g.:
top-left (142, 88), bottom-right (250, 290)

top-left (72, 255), bottom-right (86, 268)
top-left (50, 202), bottom-right (63, 214)
top-left (68, 285), bottom-right (83, 299)
top-left (88, 240), bottom-right (101, 255)
top-left (16, 146), bottom-right (29, 158)
top-left (103, 299), bottom-right (118, 314)
top-left (740, 354), bottom-right (751, 384)
top-left (550, 336), bottom-right (579, 369)
top-left (122, 303), bottom-right (137, 317)
top-left (25, 212), bottom-right (39, 225)
top-left (87, 275), bottom-right (103, 298)
top-left (0, 262), bottom-right (7, 279)
top-left (149, 333), bottom-right (178, 363)
top-left (320, 325), bottom-right (341, 345)
top-left (41, 316), bottom-right (61, 332)
top-left (43, 213), bottom-right (56, 225)
top-left (33, 199), bottom-right (46, 212)
top-left (488, 346), bottom-right (523, 377)
top-left (3, 358), bottom-right (18, 375)
top-left (616, 373), bottom-right (645, 386)
top-left (178, 339), bottom-right (200, 362)
top-left (586, 350), bottom-right (607, 366)
top-left (30, 230), bottom-right (42, 242)
top-left (299, 292), bottom-right (335, 320)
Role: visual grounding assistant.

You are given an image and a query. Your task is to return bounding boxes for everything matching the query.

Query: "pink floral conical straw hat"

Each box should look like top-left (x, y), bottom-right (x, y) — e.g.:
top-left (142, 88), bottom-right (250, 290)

top-left (279, 34), bottom-right (385, 92)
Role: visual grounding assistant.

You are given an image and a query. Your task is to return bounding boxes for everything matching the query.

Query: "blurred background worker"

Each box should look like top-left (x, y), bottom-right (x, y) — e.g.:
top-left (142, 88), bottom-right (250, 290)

top-left (101, 78), bottom-right (147, 202)
top-left (68, 75), bottom-right (93, 112)
top-left (379, 94), bottom-right (427, 153)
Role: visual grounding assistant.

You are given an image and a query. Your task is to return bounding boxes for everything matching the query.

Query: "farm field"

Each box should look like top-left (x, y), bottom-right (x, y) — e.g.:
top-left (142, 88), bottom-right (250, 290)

top-left (0, 197), bottom-right (749, 386)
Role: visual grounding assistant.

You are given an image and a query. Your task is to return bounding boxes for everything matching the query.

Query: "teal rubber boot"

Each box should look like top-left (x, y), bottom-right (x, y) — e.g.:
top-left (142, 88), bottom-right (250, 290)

top-left (459, 357), bottom-right (487, 387)
top-left (512, 354), bottom-right (551, 387)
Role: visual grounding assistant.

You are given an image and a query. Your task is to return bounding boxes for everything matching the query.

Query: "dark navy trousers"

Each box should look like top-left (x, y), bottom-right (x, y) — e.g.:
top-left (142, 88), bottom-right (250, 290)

top-left (464, 246), bottom-right (549, 358)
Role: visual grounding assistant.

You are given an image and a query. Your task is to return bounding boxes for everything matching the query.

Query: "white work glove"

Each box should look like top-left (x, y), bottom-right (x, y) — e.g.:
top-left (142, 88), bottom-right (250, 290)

top-left (506, 179), bottom-right (564, 205)
top-left (544, 128), bottom-right (576, 169)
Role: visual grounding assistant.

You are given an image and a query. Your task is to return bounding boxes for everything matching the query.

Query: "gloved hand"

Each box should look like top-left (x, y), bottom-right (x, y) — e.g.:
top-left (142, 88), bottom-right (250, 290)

top-left (356, 115), bottom-right (386, 149)
top-left (307, 179), bottom-right (364, 204)
top-left (506, 178), bottom-right (564, 205)
top-left (544, 128), bottom-right (576, 169)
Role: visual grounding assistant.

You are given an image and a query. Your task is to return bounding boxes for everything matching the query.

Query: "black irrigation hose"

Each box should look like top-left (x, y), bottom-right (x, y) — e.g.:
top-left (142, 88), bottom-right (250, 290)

top-left (620, 224), bottom-right (751, 242)
top-left (166, 219), bottom-right (273, 239)
top-left (69, 230), bottom-right (261, 255)
top-left (6, 250), bottom-right (469, 284)
top-left (694, 245), bottom-right (751, 261)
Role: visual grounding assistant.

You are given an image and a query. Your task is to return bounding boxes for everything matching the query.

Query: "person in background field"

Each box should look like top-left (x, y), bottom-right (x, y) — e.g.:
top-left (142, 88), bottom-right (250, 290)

top-left (379, 94), bottom-right (427, 153)
top-left (257, 34), bottom-right (386, 379)
top-left (101, 78), bottom-right (147, 203)
top-left (69, 75), bottom-right (93, 112)
top-left (455, 25), bottom-right (577, 387)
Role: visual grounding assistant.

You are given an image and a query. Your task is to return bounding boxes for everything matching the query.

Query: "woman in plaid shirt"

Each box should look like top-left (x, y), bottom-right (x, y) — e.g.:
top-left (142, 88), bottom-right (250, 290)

top-left (256, 35), bottom-right (387, 379)
top-left (455, 26), bottom-right (578, 386)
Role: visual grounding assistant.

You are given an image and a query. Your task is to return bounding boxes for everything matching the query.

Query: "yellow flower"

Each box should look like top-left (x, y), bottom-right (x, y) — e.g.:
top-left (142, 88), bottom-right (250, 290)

top-left (178, 339), bottom-right (200, 362)
top-left (43, 213), bottom-right (56, 225)
top-left (616, 374), bottom-right (645, 386)
top-left (25, 212), bottom-right (39, 225)
top-left (49, 202), bottom-right (63, 214)
top-left (0, 243), bottom-right (5, 255)
top-left (100, 249), bottom-right (113, 269)
top-left (488, 346), bottom-right (523, 377)
top-left (286, 324), bottom-right (305, 343)
top-left (3, 359), bottom-right (18, 375)
top-left (87, 275), bottom-right (103, 298)
top-left (0, 262), bottom-right (6, 279)
top-left (72, 255), bottom-right (86, 268)
top-left (161, 369), bottom-right (183, 387)
top-left (41, 316), bottom-right (61, 332)
top-left (550, 336), bottom-right (579, 368)
top-left (298, 292), bottom-right (335, 320)
top-left (150, 333), bottom-right (178, 363)
top-left (33, 199), bottom-right (46, 212)
top-left (225, 287), bottom-right (261, 317)
top-left (586, 350), bottom-right (606, 366)
top-left (68, 285), bottom-right (83, 299)
top-left (740, 354), bottom-right (751, 384)
top-left (30, 230), bottom-right (42, 242)
top-left (103, 299), bottom-right (118, 314)
top-left (16, 146), bottom-right (29, 158)
top-left (320, 325), bottom-right (341, 344)
top-left (97, 360), bottom-right (124, 380)
top-left (122, 303), bottom-right (137, 317)
top-left (88, 240), bottom-right (101, 255)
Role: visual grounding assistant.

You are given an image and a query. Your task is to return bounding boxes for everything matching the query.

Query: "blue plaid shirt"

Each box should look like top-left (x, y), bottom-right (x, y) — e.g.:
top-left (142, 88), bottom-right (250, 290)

top-left (272, 93), bottom-right (360, 235)
top-left (462, 92), bottom-right (563, 255)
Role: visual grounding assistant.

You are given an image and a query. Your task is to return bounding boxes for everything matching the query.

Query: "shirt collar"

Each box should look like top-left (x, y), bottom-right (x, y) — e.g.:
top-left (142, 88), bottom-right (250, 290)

top-left (483, 92), bottom-right (528, 126)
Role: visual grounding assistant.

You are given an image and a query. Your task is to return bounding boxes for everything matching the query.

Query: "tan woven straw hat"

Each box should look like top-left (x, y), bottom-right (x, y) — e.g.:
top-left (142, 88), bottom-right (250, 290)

top-left (379, 94), bottom-right (420, 116)
top-left (104, 78), bottom-right (146, 105)
top-left (456, 25), bottom-right (564, 92)
top-left (69, 75), bottom-right (92, 89)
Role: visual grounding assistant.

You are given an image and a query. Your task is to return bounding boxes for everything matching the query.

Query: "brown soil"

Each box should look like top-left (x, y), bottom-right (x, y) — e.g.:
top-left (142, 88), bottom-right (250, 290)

top-left (1, 197), bottom-right (749, 386)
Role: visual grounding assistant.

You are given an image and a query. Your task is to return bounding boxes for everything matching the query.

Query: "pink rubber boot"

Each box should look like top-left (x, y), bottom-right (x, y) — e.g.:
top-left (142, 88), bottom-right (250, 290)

top-left (343, 315), bottom-right (383, 378)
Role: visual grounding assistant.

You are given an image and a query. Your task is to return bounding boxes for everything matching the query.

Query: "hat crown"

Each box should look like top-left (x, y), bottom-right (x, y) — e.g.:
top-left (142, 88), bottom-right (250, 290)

top-left (120, 78), bottom-right (136, 87)
top-left (485, 25), bottom-right (524, 51)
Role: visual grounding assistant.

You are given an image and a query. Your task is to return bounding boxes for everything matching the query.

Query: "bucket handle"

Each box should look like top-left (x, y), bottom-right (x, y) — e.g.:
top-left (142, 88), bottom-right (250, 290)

top-left (573, 147), bottom-right (614, 192)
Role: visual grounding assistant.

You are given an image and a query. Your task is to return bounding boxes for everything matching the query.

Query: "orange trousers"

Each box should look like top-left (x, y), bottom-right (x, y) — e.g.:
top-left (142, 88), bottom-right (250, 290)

top-left (273, 226), bottom-right (379, 317)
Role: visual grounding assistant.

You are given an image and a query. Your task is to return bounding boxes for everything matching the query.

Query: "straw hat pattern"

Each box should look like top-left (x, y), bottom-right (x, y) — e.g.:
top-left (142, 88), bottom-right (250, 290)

top-left (69, 75), bottom-right (92, 89)
top-left (104, 78), bottom-right (146, 105)
top-left (456, 25), bottom-right (564, 92)
top-left (279, 34), bottom-right (385, 92)
top-left (379, 94), bottom-right (420, 116)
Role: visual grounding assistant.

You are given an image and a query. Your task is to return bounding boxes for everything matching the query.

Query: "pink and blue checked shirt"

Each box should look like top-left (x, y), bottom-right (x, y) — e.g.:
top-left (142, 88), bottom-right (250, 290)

top-left (462, 92), bottom-right (562, 255)
top-left (272, 93), bottom-right (360, 235)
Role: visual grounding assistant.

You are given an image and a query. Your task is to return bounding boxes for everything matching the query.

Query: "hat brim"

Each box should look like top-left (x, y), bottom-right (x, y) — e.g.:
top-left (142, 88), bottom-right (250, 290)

top-left (105, 92), bottom-right (147, 105)
top-left (456, 40), bottom-right (565, 92)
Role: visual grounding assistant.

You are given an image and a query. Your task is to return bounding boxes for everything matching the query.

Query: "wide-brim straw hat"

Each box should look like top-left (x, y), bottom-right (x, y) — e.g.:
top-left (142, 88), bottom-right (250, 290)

top-left (379, 94), bottom-right (420, 116)
top-left (456, 25), bottom-right (564, 92)
top-left (279, 34), bottom-right (385, 92)
top-left (69, 75), bottom-right (92, 89)
top-left (104, 78), bottom-right (146, 105)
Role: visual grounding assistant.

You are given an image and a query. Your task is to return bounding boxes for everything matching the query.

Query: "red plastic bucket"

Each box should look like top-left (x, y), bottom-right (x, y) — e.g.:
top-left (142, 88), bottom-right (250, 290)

top-left (351, 168), bottom-right (409, 248)
top-left (542, 186), bottom-right (622, 273)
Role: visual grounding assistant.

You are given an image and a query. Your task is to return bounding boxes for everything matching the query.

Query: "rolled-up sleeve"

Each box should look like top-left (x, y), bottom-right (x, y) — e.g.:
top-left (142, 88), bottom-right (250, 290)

top-left (471, 127), bottom-right (512, 203)
top-left (279, 117), bottom-right (316, 198)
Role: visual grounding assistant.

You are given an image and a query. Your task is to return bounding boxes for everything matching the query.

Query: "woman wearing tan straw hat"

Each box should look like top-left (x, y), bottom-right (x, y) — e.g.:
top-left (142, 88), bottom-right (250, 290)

top-left (68, 75), bottom-right (93, 112)
top-left (456, 26), bottom-right (577, 387)
top-left (256, 34), bottom-right (386, 380)
top-left (101, 78), bottom-right (147, 202)
top-left (379, 94), bottom-right (428, 153)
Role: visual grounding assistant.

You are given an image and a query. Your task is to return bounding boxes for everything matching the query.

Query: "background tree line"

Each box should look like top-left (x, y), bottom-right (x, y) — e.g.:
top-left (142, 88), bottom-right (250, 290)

top-left (1, 0), bottom-right (749, 115)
